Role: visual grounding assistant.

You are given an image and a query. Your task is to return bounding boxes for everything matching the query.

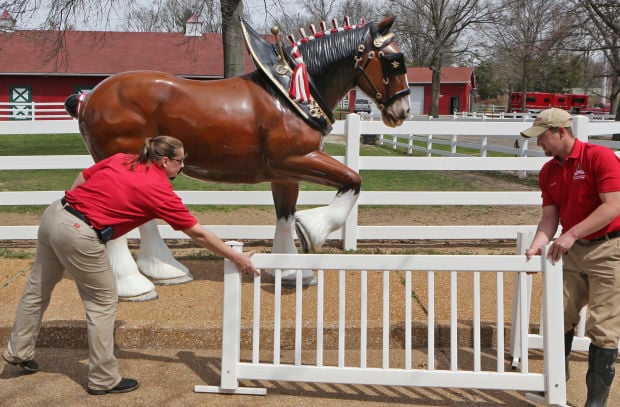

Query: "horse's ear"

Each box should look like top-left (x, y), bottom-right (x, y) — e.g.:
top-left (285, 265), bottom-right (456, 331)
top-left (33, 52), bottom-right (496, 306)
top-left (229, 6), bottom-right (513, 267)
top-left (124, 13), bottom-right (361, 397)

top-left (376, 16), bottom-right (395, 35)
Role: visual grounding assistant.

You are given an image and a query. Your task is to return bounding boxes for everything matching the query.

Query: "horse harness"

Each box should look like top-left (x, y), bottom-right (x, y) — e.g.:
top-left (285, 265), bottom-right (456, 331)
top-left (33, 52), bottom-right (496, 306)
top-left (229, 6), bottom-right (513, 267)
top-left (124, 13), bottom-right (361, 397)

top-left (353, 33), bottom-right (410, 111)
top-left (241, 19), bottom-right (335, 134)
top-left (240, 18), bottom-right (409, 134)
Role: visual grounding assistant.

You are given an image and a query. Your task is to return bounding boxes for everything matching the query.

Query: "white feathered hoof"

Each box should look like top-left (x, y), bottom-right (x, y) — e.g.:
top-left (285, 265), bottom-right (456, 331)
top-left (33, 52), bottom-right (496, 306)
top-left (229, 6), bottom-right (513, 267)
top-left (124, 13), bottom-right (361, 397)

top-left (150, 274), bottom-right (194, 286)
top-left (294, 211), bottom-right (329, 253)
top-left (270, 269), bottom-right (318, 287)
top-left (136, 257), bottom-right (194, 286)
top-left (116, 272), bottom-right (159, 302)
top-left (281, 275), bottom-right (318, 287)
top-left (120, 290), bottom-right (159, 302)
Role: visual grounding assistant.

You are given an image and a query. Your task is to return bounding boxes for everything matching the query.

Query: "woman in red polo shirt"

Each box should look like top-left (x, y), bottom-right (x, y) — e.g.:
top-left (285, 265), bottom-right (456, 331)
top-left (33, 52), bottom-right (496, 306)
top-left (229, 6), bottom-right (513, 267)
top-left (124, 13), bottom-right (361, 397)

top-left (3, 135), bottom-right (259, 395)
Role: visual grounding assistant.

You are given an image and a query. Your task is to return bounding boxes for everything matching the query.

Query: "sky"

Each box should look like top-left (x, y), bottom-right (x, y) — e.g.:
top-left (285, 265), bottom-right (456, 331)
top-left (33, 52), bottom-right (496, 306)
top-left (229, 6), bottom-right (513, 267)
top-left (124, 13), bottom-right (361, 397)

top-left (11, 0), bottom-right (297, 31)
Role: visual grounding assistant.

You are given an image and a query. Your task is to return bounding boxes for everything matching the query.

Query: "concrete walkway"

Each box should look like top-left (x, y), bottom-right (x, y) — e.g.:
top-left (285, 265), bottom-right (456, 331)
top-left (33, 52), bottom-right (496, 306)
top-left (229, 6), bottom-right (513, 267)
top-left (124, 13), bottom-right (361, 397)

top-left (0, 346), bottom-right (596, 407)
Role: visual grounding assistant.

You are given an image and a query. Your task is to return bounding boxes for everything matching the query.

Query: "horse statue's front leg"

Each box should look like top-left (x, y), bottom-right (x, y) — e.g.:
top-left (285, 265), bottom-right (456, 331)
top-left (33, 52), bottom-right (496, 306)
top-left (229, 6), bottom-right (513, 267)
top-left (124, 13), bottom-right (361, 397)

top-left (272, 217), bottom-right (317, 286)
top-left (270, 181), bottom-right (316, 286)
top-left (294, 189), bottom-right (359, 253)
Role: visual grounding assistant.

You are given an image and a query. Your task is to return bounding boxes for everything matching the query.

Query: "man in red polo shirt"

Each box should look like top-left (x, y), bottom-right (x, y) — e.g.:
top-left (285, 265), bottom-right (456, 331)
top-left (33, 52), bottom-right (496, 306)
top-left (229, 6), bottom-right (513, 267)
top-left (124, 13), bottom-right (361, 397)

top-left (523, 108), bottom-right (620, 406)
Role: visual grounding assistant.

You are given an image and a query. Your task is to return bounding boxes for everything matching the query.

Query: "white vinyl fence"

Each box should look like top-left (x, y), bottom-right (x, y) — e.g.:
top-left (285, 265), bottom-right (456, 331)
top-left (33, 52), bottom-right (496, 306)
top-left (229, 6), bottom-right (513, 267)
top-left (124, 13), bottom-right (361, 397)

top-left (3, 115), bottom-right (620, 248)
top-left (3, 115), bottom-right (620, 406)
top-left (195, 242), bottom-right (567, 405)
top-left (0, 101), bottom-right (73, 120)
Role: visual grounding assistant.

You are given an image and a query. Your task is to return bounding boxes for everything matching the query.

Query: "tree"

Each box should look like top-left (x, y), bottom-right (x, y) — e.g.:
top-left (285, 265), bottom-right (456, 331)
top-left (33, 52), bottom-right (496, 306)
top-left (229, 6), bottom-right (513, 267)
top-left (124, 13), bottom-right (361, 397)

top-left (389, 0), bottom-right (495, 117)
top-left (123, 0), bottom-right (222, 33)
top-left (474, 60), bottom-right (504, 101)
top-left (220, 0), bottom-right (245, 77)
top-left (483, 0), bottom-right (579, 112)
top-left (575, 0), bottom-right (620, 120)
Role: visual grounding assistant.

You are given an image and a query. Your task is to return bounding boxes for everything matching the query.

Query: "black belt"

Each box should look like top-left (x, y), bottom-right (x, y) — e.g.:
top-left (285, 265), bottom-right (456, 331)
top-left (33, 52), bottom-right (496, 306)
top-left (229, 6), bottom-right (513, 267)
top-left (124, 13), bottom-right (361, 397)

top-left (586, 231), bottom-right (620, 243)
top-left (60, 197), bottom-right (114, 243)
top-left (61, 196), bottom-right (92, 226)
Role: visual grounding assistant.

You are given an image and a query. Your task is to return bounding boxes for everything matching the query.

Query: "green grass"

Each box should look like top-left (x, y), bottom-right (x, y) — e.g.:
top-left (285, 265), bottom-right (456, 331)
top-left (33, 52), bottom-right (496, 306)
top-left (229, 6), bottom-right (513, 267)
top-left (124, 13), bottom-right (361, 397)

top-left (0, 248), bottom-right (34, 259)
top-left (0, 134), bottom-right (89, 155)
top-left (379, 136), bottom-right (514, 157)
top-left (0, 133), bottom-right (539, 215)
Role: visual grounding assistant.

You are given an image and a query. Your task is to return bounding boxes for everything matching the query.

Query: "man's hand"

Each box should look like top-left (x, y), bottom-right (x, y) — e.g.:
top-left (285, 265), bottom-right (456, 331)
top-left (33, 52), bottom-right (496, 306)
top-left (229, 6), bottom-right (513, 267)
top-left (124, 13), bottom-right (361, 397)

top-left (547, 233), bottom-right (576, 262)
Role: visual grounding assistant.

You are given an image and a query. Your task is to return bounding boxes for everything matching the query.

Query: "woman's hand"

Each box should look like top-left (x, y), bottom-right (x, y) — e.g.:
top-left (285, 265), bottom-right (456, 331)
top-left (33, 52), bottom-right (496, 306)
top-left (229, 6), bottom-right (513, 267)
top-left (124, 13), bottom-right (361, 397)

top-left (233, 251), bottom-right (260, 276)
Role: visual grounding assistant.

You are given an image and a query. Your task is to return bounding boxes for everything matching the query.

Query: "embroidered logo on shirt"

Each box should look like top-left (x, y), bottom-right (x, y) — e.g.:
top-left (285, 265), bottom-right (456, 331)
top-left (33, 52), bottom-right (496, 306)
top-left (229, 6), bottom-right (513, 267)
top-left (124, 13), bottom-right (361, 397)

top-left (73, 223), bottom-right (80, 229)
top-left (573, 163), bottom-right (586, 180)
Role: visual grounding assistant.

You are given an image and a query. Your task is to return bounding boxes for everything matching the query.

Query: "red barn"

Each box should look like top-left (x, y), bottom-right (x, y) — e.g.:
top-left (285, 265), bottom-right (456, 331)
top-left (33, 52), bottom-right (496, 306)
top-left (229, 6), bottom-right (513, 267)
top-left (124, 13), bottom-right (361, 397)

top-left (0, 17), bottom-right (237, 119)
top-left (406, 66), bottom-right (475, 116)
top-left (0, 12), bottom-right (475, 119)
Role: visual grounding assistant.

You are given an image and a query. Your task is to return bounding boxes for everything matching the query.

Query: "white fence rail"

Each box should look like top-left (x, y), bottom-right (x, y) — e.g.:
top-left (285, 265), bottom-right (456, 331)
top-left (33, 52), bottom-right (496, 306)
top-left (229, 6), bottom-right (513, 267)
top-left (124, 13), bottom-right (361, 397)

top-left (195, 242), bottom-right (567, 405)
top-left (0, 101), bottom-right (73, 121)
top-left (374, 115), bottom-right (620, 157)
top-left (2, 115), bottom-right (620, 248)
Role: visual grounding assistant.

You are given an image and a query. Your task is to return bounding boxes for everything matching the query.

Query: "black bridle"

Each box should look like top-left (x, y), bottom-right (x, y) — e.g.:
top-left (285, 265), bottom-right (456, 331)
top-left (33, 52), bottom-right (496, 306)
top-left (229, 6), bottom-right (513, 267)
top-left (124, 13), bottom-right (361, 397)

top-left (354, 34), bottom-right (410, 111)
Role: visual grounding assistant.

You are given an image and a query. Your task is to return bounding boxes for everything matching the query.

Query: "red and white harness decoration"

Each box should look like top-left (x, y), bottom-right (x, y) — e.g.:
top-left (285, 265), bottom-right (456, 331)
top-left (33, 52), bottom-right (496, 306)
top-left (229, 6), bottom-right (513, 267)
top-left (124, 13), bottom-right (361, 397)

top-left (287, 16), bottom-right (366, 104)
top-left (288, 37), bottom-right (310, 103)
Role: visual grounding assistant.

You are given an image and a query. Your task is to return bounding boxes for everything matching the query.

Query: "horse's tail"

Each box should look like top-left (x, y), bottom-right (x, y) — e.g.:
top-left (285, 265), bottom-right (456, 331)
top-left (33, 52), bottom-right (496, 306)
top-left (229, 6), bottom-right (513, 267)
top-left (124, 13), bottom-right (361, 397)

top-left (64, 93), bottom-right (87, 118)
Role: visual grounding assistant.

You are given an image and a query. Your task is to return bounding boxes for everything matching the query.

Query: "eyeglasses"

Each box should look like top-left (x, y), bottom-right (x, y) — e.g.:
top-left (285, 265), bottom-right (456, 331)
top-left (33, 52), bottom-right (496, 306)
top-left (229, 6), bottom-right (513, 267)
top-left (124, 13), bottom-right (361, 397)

top-left (170, 157), bottom-right (184, 165)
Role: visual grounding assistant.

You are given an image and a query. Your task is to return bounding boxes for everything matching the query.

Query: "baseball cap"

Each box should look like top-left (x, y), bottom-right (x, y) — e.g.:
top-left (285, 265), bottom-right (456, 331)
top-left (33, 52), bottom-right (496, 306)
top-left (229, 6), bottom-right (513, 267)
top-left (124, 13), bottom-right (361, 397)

top-left (520, 108), bottom-right (573, 138)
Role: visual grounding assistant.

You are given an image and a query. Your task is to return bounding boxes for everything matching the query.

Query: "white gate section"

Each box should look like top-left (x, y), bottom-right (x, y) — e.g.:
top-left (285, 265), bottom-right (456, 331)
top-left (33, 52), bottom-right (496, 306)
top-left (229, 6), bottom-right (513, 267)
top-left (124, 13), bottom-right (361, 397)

top-left (195, 244), bottom-right (568, 406)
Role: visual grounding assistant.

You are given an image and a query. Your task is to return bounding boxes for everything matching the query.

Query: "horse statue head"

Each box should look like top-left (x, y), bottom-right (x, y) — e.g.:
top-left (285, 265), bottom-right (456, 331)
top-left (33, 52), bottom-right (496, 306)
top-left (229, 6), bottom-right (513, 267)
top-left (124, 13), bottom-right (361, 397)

top-left (285, 16), bottom-right (410, 127)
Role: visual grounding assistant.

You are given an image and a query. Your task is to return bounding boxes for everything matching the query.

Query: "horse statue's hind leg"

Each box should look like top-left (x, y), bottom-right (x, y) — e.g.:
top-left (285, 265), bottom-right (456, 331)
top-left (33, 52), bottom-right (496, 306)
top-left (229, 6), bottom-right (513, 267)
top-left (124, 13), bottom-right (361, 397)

top-left (106, 233), bottom-right (158, 301)
top-left (104, 220), bottom-right (193, 301)
top-left (136, 220), bottom-right (193, 284)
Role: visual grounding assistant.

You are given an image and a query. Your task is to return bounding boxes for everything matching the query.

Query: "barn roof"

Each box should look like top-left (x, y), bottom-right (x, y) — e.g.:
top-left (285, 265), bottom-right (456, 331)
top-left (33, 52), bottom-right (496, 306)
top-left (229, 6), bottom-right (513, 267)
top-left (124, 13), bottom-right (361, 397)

top-left (0, 29), bottom-right (253, 78)
top-left (0, 28), bottom-right (474, 87)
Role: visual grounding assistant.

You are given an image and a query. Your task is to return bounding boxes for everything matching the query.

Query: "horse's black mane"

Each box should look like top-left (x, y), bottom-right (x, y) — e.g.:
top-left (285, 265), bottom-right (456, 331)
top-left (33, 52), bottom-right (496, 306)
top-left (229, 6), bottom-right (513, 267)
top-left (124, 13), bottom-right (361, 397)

top-left (288, 24), bottom-right (371, 78)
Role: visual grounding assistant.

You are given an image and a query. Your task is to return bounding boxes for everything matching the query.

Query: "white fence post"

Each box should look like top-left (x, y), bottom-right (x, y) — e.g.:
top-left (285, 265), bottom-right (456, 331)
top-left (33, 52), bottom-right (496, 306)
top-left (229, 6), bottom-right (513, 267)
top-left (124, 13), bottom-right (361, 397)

top-left (194, 241), bottom-right (266, 395)
top-left (343, 113), bottom-right (361, 251)
top-left (573, 115), bottom-right (589, 142)
top-left (540, 245), bottom-right (567, 404)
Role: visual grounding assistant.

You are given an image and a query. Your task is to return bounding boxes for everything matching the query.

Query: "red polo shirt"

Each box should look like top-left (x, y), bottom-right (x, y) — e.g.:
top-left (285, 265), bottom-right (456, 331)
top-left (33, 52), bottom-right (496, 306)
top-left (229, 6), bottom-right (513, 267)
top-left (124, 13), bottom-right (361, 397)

top-left (65, 153), bottom-right (198, 238)
top-left (540, 139), bottom-right (620, 240)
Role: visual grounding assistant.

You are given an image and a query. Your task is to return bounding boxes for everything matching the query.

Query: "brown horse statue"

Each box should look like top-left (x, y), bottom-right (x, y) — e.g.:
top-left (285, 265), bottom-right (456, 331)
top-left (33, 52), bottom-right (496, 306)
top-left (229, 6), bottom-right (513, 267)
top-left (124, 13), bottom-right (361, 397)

top-left (64, 16), bottom-right (410, 301)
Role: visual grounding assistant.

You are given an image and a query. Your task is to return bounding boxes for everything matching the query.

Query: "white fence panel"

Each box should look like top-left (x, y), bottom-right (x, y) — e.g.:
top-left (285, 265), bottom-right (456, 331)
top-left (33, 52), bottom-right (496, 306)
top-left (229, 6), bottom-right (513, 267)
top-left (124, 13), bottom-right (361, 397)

top-left (2, 115), bottom-right (620, 248)
top-left (195, 244), bottom-right (567, 405)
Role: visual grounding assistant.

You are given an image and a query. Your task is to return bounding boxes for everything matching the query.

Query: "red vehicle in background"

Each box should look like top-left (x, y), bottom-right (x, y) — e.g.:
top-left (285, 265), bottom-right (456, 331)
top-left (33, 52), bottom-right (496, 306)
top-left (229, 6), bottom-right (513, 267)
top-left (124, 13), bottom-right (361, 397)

top-left (509, 92), bottom-right (588, 114)
top-left (581, 102), bottom-right (611, 115)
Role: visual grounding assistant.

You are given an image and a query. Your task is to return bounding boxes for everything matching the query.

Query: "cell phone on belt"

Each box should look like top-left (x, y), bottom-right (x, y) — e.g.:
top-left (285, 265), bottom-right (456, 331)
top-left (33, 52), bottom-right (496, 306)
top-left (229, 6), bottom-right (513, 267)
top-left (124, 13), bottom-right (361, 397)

top-left (98, 226), bottom-right (114, 243)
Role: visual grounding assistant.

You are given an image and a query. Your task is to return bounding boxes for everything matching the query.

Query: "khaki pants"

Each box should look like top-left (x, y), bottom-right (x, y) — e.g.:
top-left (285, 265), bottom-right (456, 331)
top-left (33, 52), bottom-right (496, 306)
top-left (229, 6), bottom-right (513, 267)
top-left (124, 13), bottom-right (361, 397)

top-left (563, 237), bottom-right (620, 349)
top-left (4, 200), bottom-right (121, 391)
